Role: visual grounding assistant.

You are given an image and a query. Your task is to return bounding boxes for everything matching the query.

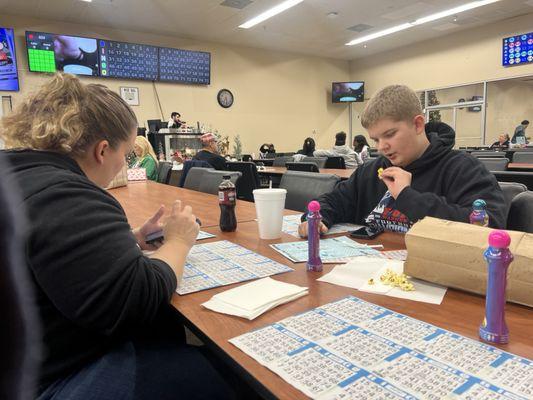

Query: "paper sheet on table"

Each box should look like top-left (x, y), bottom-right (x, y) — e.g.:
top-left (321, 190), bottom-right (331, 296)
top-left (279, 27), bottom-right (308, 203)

top-left (202, 277), bottom-right (308, 320)
top-left (318, 257), bottom-right (447, 304)
top-left (280, 214), bottom-right (363, 238)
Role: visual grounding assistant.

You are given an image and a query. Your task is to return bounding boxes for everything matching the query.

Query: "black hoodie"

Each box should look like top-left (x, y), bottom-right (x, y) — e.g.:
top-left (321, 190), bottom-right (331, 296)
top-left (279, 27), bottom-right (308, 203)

top-left (1, 150), bottom-right (177, 392)
top-left (309, 122), bottom-right (506, 230)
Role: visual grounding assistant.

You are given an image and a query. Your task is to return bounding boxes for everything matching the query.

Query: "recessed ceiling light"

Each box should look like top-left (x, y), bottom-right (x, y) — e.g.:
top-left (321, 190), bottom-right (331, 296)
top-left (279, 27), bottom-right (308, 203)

top-left (80, 0), bottom-right (92, 2)
top-left (239, 0), bottom-right (305, 29)
top-left (346, 0), bottom-right (500, 46)
top-left (327, 12), bottom-right (338, 18)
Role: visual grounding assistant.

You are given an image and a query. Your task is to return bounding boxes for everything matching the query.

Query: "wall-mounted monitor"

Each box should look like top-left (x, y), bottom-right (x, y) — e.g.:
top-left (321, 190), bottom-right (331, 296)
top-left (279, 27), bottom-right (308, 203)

top-left (332, 81), bottom-right (364, 103)
top-left (98, 40), bottom-right (158, 81)
top-left (0, 27), bottom-right (19, 91)
top-left (502, 32), bottom-right (533, 67)
top-left (159, 47), bottom-right (210, 85)
top-left (25, 31), bottom-right (99, 76)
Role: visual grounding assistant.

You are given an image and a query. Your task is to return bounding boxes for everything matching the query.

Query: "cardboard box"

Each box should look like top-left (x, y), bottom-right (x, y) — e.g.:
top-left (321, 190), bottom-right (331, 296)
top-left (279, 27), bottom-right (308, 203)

top-left (404, 217), bottom-right (533, 307)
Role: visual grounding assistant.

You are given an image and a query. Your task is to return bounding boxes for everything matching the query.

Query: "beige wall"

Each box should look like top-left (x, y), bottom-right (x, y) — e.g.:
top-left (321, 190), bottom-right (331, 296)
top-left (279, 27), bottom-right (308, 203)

top-left (0, 14), bottom-right (351, 154)
top-left (350, 13), bottom-right (533, 146)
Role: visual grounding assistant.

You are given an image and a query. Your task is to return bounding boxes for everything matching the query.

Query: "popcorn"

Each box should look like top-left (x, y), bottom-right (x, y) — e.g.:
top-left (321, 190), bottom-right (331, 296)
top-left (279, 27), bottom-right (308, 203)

top-left (379, 268), bottom-right (415, 292)
top-left (368, 278), bottom-right (375, 285)
top-left (377, 167), bottom-right (384, 178)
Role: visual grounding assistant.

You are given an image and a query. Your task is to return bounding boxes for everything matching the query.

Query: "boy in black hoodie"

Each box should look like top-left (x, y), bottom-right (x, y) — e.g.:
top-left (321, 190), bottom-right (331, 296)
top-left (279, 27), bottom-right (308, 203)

top-left (299, 85), bottom-right (506, 237)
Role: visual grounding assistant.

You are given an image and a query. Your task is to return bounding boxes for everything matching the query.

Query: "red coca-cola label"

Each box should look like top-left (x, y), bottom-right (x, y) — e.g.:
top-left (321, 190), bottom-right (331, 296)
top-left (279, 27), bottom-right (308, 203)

top-left (218, 189), bottom-right (236, 205)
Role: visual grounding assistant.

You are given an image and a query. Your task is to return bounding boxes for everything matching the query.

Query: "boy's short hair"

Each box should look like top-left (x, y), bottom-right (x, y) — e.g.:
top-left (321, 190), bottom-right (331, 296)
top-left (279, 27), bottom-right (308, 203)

top-left (171, 112), bottom-right (180, 118)
top-left (361, 85), bottom-right (423, 129)
top-left (521, 120), bottom-right (529, 126)
top-left (335, 131), bottom-right (346, 145)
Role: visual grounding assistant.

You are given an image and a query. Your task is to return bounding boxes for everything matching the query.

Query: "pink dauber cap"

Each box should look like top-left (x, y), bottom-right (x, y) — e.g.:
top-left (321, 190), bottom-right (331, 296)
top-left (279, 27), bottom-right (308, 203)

top-left (308, 200), bottom-right (321, 212)
top-left (488, 230), bottom-right (511, 248)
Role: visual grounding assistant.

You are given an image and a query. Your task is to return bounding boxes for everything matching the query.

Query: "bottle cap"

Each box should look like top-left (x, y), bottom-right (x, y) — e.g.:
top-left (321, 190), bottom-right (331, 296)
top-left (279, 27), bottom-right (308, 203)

top-left (308, 200), bottom-right (320, 212)
top-left (488, 230), bottom-right (511, 248)
top-left (473, 199), bottom-right (487, 211)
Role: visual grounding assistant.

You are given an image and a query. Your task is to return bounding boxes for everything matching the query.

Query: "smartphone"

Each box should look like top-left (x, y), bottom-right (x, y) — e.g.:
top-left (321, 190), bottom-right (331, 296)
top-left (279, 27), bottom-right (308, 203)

top-left (349, 226), bottom-right (383, 240)
top-left (145, 230), bottom-right (164, 245)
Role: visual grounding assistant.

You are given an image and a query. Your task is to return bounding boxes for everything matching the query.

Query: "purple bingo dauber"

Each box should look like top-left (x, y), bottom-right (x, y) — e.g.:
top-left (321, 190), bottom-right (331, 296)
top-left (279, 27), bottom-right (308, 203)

top-left (479, 230), bottom-right (514, 344)
top-left (306, 200), bottom-right (323, 272)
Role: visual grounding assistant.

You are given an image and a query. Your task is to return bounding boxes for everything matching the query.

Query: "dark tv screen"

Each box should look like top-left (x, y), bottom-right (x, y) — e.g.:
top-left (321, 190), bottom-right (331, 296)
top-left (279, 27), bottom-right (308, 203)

top-left (332, 82), bottom-right (364, 103)
top-left (502, 32), bottom-right (533, 67)
top-left (0, 27), bottom-right (19, 91)
top-left (98, 39), bottom-right (158, 81)
top-left (25, 31), bottom-right (99, 76)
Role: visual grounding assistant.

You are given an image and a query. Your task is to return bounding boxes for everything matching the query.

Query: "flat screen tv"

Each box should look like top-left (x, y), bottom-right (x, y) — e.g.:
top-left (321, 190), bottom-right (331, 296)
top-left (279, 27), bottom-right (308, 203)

top-left (332, 81), bottom-right (364, 103)
top-left (25, 31), bottom-right (99, 76)
top-left (98, 39), bottom-right (158, 81)
top-left (502, 31), bottom-right (533, 67)
top-left (159, 47), bottom-right (210, 85)
top-left (0, 27), bottom-right (19, 91)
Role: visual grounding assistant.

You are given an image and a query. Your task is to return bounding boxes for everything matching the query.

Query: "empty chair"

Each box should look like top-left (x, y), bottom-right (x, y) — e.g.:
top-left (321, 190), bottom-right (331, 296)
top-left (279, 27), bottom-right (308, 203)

top-left (241, 154), bottom-right (253, 162)
top-left (178, 160), bottom-right (212, 187)
top-left (183, 167), bottom-right (213, 191)
top-left (512, 152), bottom-right (533, 163)
top-left (492, 171), bottom-right (533, 191)
top-left (480, 158), bottom-right (509, 171)
top-left (286, 162), bottom-right (319, 173)
top-left (471, 151), bottom-right (506, 158)
top-left (225, 162), bottom-right (262, 202)
top-left (272, 156), bottom-right (293, 167)
top-left (197, 170), bottom-right (242, 195)
top-left (369, 149), bottom-right (379, 157)
top-left (302, 156), bottom-right (327, 168)
top-left (157, 161), bottom-right (173, 184)
top-left (507, 191), bottom-right (533, 233)
top-left (498, 182), bottom-right (527, 219)
top-left (279, 171), bottom-right (340, 212)
top-left (324, 156), bottom-right (346, 169)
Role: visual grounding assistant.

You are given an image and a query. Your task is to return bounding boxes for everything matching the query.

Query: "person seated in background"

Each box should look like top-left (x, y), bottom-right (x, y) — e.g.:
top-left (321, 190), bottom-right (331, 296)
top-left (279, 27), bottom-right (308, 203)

top-left (193, 132), bottom-right (227, 170)
top-left (167, 111), bottom-right (186, 129)
top-left (297, 137), bottom-right (316, 157)
top-left (258, 143), bottom-right (270, 159)
top-left (353, 134), bottom-right (370, 165)
top-left (0, 74), bottom-right (234, 399)
top-left (298, 84), bottom-right (506, 237)
top-left (268, 143), bottom-right (276, 155)
top-left (313, 131), bottom-right (358, 168)
top-left (490, 133), bottom-right (510, 150)
top-left (131, 136), bottom-right (158, 181)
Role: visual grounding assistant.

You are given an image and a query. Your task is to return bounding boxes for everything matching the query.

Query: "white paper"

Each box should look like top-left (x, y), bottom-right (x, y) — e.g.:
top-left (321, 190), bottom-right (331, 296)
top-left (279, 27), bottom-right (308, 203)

top-left (202, 277), bottom-right (308, 320)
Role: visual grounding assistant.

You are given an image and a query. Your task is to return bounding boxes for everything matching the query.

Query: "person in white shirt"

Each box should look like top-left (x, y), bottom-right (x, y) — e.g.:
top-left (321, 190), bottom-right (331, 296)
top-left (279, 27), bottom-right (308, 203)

top-left (353, 134), bottom-right (370, 165)
top-left (167, 112), bottom-right (186, 129)
top-left (313, 131), bottom-right (358, 168)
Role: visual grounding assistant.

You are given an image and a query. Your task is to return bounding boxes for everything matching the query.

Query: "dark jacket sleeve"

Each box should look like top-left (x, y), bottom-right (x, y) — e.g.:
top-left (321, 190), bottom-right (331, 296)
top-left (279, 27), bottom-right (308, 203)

top-left (395, 155), bottom-right (506, 228)
top-left (27, 180), bottom-right (177, 336)
top-left (302, 168), bottom-right (360, 227)
top-left (212, 154), bottom-right (227, 170)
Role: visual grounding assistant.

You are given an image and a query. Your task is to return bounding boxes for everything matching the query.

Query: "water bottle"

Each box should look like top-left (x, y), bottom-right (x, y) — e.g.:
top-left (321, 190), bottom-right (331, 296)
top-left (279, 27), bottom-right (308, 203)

top-left (469, 199), bottom-right (489, 227)
top-left (479, 230), bottom-right (514, 344)
top-left (218, 176), bottom-right (237, 232)
top-left (306, 200), bottom-right (323, 272)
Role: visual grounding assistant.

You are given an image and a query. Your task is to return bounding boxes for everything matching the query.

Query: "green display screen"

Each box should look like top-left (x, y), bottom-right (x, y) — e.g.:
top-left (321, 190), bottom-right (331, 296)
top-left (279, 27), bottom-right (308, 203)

top-left (27, 48), bottom-right (56, 73)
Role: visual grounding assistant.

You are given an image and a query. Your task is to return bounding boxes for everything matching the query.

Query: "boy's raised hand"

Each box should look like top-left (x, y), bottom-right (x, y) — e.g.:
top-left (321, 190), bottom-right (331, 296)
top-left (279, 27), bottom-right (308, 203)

top-left (379, 167), bottom-right (412, 199)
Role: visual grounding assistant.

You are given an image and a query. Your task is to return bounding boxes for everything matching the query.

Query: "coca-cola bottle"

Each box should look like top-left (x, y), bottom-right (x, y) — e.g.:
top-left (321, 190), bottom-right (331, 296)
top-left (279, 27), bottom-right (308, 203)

top-left (219, 176), bottom-right (237, 232)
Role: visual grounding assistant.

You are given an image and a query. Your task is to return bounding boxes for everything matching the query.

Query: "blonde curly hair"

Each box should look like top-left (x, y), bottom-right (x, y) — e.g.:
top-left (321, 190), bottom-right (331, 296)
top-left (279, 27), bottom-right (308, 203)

top-left (0, 73), bottom-right (137, 156)
top-left (134, 135), bottom-right (158, 165)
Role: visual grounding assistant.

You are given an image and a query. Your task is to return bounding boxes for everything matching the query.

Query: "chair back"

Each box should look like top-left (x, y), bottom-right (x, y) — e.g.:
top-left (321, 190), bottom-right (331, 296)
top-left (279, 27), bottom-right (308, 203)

top-left (302, 156), bottom-right (327, 168)
top-left (492, 171), bottom-right (533, 191)
top-left (498, 182), bottom-right (527, 219)
top-left (197, 170), bottom-right (242, 195)
top-left (507, 191), bottom-right (533, 233)
top-left (178, 160), bottom-right (212, 187)
top-left (183, 167), bottom-right (213, 191)
top-left (225, 162), bottom-right (261, 202)
top-left (324, 156), bottom-right (346, 169)
top-left (286, 162), bottom-right (319, 173)
top-left (280, 171), bottom-right (340, 212)
top-left (480, 157), bottom-right (509, 171)
top-left (241, 154), bottom-right (253, 162)
top-left (272, 156), bottom-right (293, 167)
top-left (512, 152), bottom-right (533, 163)
top-left (157, 162), bottom-right (173, 184)
top-left (471, 151), bottom-right (506, 158)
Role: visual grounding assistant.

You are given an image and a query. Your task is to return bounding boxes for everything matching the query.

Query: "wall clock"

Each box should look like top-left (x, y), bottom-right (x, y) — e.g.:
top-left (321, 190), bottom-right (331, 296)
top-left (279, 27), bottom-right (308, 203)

top-left (217, 89), bottom-right (234, 108)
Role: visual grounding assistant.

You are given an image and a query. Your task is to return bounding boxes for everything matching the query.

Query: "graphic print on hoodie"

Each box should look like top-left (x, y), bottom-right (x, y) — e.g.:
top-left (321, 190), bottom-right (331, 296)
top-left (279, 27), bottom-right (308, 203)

top-left (365, 191), bottom-right (411, 233)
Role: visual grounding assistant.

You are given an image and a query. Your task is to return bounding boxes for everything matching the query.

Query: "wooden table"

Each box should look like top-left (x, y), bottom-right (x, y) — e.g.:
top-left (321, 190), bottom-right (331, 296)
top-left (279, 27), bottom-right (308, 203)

top-left (108, 181), bottom-right (260, 227)
top-left (259, 166), bottom-right (355, 180)
top-left (169, 221), bottom-right (533, 400)
top-left (508, 163), bottom-right (533, 171)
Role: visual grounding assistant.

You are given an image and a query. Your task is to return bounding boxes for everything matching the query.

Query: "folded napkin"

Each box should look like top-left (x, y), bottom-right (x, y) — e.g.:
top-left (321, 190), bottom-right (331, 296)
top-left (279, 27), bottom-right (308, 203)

top-left (202, 277), bottom-right (308, 320)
